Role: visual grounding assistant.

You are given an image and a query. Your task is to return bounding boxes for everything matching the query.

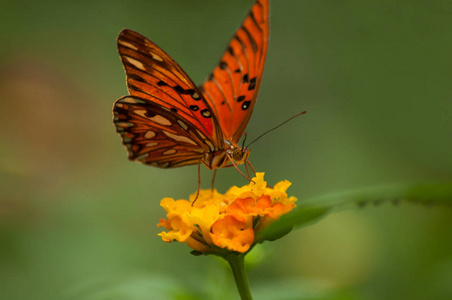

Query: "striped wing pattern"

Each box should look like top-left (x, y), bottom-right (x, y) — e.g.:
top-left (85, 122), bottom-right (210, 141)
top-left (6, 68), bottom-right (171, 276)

top-left (117, 29), bottom-right (223, 147)
top-left (114, 96), bottom-right (216, 168)
top-left (199, 0), bottom-right (269, 143)
top-left (113, 30), bottom-right (224, 168)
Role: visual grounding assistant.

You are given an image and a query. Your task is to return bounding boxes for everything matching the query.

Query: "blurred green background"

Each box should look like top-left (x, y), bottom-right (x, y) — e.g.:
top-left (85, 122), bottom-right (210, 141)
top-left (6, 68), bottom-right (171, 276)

top-left (1, 0), bottom-right (451, 299)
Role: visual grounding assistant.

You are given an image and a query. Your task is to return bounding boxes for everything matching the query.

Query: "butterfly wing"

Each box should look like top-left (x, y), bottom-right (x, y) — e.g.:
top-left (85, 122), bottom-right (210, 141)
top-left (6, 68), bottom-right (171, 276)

top-left (114, 29), bottom-right (226, 167)
top-left (199, 0), bottom-right (269, 143)
top-left (114, 96), bottom-right (216, 168)
top-left (117, 29), bottom-right (223, 150)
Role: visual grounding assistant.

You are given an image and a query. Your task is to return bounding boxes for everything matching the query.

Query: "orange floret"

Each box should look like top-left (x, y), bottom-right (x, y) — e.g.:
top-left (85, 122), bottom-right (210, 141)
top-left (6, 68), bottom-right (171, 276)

top-left (157, 173), bottom-right (297, 253)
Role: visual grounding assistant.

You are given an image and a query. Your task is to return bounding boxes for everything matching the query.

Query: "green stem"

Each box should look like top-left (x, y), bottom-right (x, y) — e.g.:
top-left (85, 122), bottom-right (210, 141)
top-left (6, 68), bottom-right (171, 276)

top-left (224, 253), bottom-right (253, 300)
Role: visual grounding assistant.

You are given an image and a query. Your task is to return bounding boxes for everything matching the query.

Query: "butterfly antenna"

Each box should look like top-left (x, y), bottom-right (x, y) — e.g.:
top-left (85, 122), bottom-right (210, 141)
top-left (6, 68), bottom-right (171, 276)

top-left (246, 111), bottom-right (307, 148)
top-left (242, 132), bottom-right (248, 149)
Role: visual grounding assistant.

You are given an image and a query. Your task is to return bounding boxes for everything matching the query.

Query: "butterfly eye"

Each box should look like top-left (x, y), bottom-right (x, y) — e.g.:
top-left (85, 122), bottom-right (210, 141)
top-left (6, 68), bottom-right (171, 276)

top-left (231, 148), bottom-right (245, 162)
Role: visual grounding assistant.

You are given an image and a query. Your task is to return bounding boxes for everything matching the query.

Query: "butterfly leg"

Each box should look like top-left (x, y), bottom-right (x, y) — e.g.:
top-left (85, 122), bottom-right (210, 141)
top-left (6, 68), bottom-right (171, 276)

top-left (246, 161), bottom-right (273, 188)
top-left (245, 160), bottom-right (257, 178)
top-left (211, 169), bottom-right (217, 193)
top-left (244, 160), bottom-right (273, 188)
top-left (246, 161), bottom-right (257, 176)
top-left (226, 155), bottom-right (255, 184)
top-left (192, 162), bottom-right (201, 206)
top-left (245, 161), bottom-right (251, 178)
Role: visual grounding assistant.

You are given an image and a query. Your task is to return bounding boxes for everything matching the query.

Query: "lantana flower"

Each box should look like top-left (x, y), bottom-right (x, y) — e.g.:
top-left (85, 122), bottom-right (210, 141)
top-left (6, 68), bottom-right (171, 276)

top-left (157, 173), bottom-right (297, 253)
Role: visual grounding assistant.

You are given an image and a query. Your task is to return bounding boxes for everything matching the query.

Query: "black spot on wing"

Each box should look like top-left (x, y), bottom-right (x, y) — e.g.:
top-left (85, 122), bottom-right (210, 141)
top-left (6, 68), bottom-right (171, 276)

top-left (248, 77), bottom-right (257, 90)
top-left (173, 85), bottom-right (195, 95)
top-left (248, 11), bottom-right (262, 32)
top-left (190, 105), bottom-right (199, 111)
top-left (201, 109), bottom-right (212, 118)
top-left (234, 34), bottom-right (245, 49)
top-left (145, 109), bottom-right (157, 118)
top-left (237, 95), bottom-right (246, 103)
top-left (129, 74), bottom-right (146, 83)
top-left (114, 105), bottom-right (128, 116)
top-left (241, 101), bottom-right (251, 110)
top-left (242, 74), bottom-right (249, 83)
top-left (241, 25), bottom-right (257, 53)
top-left (129, 84), bottom-right (145, 93)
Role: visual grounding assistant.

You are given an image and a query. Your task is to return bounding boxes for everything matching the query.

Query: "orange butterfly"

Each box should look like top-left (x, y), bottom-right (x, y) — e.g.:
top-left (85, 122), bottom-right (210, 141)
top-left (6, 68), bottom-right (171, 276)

top-left (113, 0), bottom-right (269, 175)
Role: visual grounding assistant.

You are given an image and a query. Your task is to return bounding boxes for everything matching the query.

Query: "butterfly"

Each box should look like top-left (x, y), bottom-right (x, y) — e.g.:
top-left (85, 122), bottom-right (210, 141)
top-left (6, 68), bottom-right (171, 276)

top-left (113, 0), bottom-right (269, 175)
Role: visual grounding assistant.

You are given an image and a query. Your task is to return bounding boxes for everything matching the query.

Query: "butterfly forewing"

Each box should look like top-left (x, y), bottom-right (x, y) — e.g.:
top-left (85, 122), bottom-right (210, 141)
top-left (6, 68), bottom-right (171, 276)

top-left (117, 29), bottom-right (223, 147)
top-left (199, 0), bottom-right (269, 143)
top-left (113, 96), bottom-right (213, 168)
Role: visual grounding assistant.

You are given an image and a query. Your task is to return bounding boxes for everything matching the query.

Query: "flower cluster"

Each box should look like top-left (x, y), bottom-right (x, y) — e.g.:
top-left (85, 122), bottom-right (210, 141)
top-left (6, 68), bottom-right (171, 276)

top-left (157, 173), bottom-right (297, 253)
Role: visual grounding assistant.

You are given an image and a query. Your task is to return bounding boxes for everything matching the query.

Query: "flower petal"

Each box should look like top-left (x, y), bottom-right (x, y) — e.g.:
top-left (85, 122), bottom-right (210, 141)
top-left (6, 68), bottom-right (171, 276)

top-left (157, 172), bottom-right (297, 253)
top-left (210, 216), bottom-right (255, 253)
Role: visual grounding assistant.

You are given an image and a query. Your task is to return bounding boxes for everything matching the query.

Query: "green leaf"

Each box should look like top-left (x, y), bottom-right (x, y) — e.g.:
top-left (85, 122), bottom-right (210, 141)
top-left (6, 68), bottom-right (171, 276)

top-left (256, 206), bottom-right (329, 243)
top-left (258, 181), bottom-right (452, 243)
top-left (302, 181), bottom-right (452, 209)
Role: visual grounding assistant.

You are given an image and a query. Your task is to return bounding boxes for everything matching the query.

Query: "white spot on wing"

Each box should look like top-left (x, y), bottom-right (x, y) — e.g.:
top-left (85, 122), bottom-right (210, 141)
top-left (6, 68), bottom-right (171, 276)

top-left (146, 142), bottom-right (158, 147)
top-left (134, 110), bottom-right (171, 126)
top-left (120, 97), bottom-right (146, 104)
top-left (194, 129), bottom-right (215, 150)
top-left (118, 40), bottom-right (138, 50)
top-left (117, 122), bottom-right (134, 128)
top-left (177, 120), bottom-right (188, 131)
top-left (196, 130), bottom-right (207, 140)
top-left (204, 139), bottom-right (214, 151)
top-left (136, 154), bottom-right (148, 161)
top-left (144, 131), bottom-right (156, 139)
top-left (150, 115), bottom-right (171, 126)
top-left (125, 56), bottom-right (145, 71)
top-left (150, 52), bottom-right (163, 62)
top-left (163, 131), bottom-right (197, 146)
top-left (163, 149), bottom-right (177, 155)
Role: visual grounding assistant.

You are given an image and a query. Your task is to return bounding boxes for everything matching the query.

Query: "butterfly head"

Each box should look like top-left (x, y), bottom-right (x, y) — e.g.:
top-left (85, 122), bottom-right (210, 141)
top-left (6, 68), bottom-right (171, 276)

top-left (226, 140), bottom-right (250, 165)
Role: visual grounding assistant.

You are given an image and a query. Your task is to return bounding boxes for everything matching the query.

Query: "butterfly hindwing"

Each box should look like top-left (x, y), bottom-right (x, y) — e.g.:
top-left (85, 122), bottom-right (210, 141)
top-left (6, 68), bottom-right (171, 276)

top-left (113, 96), bottom-right (215, 168)
top-left (199, 0), bottom-right (269, 143)
top-left (117, 29), bottom-right (224, 149)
